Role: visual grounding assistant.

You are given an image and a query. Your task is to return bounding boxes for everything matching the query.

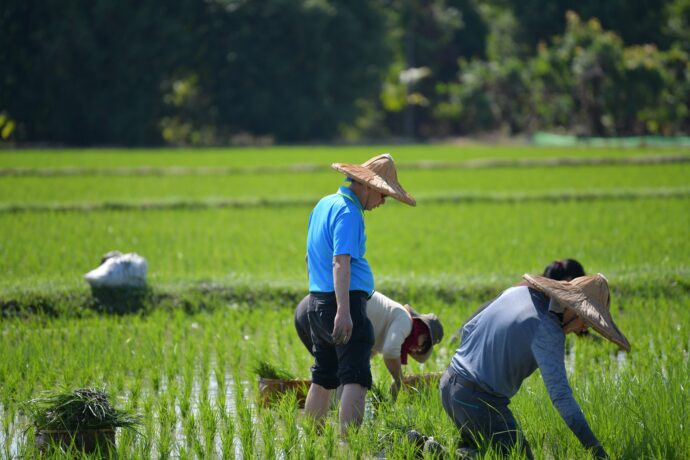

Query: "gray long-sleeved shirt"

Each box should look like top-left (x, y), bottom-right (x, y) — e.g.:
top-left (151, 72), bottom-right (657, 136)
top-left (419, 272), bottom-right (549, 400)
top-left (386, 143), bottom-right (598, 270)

top-left (450, 286), bottom-right (600, 449)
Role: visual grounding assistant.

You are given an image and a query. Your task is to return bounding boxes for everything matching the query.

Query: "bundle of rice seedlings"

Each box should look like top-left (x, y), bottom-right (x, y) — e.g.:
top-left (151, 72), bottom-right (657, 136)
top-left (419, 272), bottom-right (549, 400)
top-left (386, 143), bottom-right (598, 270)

top-left (23, 387), bottom-right (141, 432)
top-left (254, 360), bottom-right (311, 408)
top-left (253, 360), bottom-right (296, 381)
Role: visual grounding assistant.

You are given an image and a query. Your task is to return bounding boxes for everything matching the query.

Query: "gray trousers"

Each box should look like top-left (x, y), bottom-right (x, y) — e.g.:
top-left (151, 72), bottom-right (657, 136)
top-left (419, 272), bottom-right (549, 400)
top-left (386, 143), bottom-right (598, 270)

top-left (440, 369), bottom-right (534, 459)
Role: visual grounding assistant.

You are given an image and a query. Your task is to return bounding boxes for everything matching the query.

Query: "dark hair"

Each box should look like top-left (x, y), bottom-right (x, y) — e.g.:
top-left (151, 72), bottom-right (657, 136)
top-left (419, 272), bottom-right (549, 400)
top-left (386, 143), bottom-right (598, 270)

top-left (542, 259), bottom-right (585, 281)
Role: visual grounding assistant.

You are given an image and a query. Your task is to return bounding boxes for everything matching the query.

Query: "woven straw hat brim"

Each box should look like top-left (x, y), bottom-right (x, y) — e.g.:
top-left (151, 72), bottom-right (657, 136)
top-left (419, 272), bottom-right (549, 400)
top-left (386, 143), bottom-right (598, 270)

top-left (523, 274), bottom-right (631, 352)
top-left (331, 163), bottom-right (416, 206)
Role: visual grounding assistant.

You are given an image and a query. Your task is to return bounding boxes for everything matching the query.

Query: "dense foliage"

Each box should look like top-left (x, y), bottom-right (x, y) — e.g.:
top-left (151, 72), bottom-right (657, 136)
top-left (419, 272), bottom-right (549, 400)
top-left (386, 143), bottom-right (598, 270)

top-left (1, 0), bottom-right (688, 144)
top-left (434, 13), bottom-right (690, 136)
top-left (0, 0), bottom-right (389, 145)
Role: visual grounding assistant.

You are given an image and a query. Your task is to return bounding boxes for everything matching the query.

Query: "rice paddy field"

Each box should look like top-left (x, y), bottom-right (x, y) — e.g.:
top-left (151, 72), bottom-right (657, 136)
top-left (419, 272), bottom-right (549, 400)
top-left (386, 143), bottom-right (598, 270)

top-left (1, 145), bottom-right (689, 459)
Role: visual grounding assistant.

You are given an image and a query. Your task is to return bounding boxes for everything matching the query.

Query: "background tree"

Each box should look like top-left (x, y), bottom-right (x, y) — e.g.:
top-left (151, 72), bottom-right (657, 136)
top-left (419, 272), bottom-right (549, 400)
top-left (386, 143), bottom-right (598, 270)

top-left (0, 0), bottom-right (203, 145)
top-left (178, 0), bottom-right (390, 143)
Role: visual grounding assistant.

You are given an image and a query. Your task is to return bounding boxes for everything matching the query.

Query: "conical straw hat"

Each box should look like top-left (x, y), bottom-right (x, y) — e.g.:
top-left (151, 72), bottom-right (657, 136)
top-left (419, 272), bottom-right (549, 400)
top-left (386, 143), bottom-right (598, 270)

top-left (331, 154), bottom-right (416, 206)
top-left (523, 273), bottom-right (631, 352)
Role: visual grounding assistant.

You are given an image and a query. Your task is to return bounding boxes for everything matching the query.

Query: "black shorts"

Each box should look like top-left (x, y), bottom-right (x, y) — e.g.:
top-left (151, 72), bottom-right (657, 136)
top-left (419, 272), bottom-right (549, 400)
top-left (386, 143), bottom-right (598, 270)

top-left (294, 294), bottom-right (313, 355)
top-left (307, 291), bottom-right (374, 390)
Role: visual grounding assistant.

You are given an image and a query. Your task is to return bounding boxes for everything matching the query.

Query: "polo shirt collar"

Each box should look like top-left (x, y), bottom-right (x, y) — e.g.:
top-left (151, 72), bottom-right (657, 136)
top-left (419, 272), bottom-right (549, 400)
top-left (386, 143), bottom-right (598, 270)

top-left (548, 298), bottom-right (564, 314)
top-left (337, 186), bottom-right (364, 214)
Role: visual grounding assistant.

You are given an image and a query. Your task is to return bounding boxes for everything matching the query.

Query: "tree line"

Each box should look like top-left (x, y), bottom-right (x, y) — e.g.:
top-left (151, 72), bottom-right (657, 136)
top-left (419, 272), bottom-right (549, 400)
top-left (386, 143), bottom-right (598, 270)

top-left (1, 0), bottom-right (688, 146)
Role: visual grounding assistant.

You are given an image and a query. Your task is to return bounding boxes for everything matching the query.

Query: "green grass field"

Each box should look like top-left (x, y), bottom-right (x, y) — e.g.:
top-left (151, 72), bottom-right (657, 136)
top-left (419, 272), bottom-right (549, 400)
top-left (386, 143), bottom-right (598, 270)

top-left (1, 145), bottom-right (689, 458)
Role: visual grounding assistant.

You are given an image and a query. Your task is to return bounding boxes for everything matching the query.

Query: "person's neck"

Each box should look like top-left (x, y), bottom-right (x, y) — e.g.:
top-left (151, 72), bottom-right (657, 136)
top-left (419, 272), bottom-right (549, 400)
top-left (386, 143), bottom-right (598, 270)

top-left (349, 182), bottom-right (367, 208)
top-left (561, 307), bottom-right (580, 326)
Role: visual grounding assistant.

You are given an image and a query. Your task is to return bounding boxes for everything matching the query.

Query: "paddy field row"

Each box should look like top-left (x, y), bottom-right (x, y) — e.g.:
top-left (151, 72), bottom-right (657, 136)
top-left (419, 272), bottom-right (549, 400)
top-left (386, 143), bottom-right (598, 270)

top-left (2, 145), bottom-right (687, 169)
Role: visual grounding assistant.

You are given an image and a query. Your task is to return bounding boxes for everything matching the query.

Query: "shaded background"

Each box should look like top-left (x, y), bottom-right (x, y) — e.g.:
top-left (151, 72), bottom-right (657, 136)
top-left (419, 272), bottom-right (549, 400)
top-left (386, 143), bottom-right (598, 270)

top-left (1, 0), bottom-right (689, 146)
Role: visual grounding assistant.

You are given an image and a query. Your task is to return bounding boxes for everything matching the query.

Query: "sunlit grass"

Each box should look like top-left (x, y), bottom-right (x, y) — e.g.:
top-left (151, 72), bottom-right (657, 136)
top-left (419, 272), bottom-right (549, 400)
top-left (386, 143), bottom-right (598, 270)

top-left (2, 163), bottom-right (689, 204)
top-left (2, 145), bottom-right (683, 169)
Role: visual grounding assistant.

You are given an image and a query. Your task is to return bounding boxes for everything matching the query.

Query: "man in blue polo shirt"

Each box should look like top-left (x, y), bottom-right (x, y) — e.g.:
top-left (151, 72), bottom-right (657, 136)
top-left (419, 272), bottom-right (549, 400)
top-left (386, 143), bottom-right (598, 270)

top-left (304, 153), bottom-right (416, 436)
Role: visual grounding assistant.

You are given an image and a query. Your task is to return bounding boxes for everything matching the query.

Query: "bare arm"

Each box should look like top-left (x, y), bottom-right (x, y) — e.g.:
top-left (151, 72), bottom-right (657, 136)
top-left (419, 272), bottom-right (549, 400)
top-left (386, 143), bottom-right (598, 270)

top-left (331, 254), bottom-right (353, 345)
top-left (384, 357), bottom-right (404, 400)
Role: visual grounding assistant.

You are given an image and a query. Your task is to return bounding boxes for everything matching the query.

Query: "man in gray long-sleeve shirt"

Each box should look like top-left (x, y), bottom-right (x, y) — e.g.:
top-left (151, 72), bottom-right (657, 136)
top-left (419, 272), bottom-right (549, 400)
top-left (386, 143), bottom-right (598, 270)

top-left (441, 274), bottom-right (630, 459)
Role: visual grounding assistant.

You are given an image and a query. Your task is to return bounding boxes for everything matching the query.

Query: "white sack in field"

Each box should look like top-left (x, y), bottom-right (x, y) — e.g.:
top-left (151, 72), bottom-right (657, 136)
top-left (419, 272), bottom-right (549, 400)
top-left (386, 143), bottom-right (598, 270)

top-left (84, 252), bottom-right (148, 288)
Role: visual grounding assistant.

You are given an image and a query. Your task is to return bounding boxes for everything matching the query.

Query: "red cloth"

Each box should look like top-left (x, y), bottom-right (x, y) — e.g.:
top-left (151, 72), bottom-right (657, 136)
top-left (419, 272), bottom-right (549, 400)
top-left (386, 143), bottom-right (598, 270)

top-left (400, 319), bottom-right (428, 365)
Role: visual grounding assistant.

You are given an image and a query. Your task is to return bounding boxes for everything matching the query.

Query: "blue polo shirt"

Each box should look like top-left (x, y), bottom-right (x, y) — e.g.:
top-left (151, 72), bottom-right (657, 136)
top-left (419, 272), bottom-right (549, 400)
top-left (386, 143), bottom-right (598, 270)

top-left (307, 186), bottom-right (374, 294)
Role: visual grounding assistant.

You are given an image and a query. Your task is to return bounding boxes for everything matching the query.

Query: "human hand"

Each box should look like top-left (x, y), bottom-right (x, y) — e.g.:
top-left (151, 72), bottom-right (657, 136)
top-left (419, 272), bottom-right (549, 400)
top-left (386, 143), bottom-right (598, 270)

top-left (332, 311), bottom-right (353, 345)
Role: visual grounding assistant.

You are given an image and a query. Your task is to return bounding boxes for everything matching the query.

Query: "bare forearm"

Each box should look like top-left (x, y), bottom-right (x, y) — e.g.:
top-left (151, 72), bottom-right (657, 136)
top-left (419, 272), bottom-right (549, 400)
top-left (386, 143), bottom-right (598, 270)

top-left (384, 357), bottom-right (403, 400)
top-left (384, 357), bottom-right (403, 382)
top-left (333, 255), bottom-right (351, 315)
top-left (331, 254), bottom-right (353, 345)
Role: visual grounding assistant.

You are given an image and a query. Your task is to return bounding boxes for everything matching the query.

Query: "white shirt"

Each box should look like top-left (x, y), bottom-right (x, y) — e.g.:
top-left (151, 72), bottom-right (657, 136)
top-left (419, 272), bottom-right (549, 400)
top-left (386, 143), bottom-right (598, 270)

top-left (366, 292), bottom-right (413, 359)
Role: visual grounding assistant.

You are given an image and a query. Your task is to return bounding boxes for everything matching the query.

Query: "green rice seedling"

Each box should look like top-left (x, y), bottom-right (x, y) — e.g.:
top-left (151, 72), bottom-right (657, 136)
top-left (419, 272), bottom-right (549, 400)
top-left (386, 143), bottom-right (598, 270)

top-left (197, 373), bottom-right (210, 420)
top-left (299, 416), bottom-right (321, 460)
top-left (276, 392), bottom-right (300, 459)
top-left (320, 418), bottom-right (339, 459)
top-left (179, 351), bottom-right (195, 421)
top-left (381, 430), bottom-right (419, 460)
top-left (367, 380), bottom-right (391, 417)
top-left (136, 391), bottom-right (155, 458)
top-left (1, 409), bottom-right (14, 459)
top-left (182, 410), bottom-right (203, 458)
top-left (198, 397), bottom-right (217, 458)
top-left (118, 426), bottom-right (136, 455)
top-left (214, 368), bottom-right (228, 426)
top-left (199, 336), bottom-right (212, 396)
top-left (343, 420), bottom-right (375, 460)
top-left (157, 395), bottom-right (174, 459)
top-left (259, 408), bottom-right (277, 459)
top-left (220, 411), bottom-right (236, 460)
top-left (236, 398), bottom-right (255, 459)
top-left (128, 381), bottom-right (142, 413)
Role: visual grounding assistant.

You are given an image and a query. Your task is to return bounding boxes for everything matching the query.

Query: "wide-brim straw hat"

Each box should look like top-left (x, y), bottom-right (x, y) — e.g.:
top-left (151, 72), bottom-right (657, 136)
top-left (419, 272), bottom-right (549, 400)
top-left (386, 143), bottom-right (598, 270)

top-left (331, 153), bottom-right (416, 206)
top-left (523, 273), bottom-right (631, 352)
top-left (406, 305), bottom-right (444, 363)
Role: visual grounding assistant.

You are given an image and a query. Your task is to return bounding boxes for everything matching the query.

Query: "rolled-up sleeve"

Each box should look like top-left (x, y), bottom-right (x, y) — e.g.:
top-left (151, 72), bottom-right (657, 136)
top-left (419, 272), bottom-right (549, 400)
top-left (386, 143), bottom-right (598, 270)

top-left (531, 322), bottom-right (601, 449)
